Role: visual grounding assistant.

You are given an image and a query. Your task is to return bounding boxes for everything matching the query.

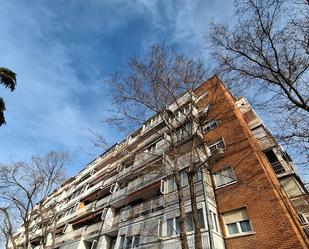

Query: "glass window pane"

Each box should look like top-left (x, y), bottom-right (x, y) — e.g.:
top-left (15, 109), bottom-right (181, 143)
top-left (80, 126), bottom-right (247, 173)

top-left (133, 235), bottom-right (140, 247)
top-left (213, 213), bottom-right (219, 232)
top-left (186, 212), bottom-right (194, 232)
top-left (167, 178), bottom-right (175, 193)
top-left (240, 220), bottom-right (252, 232)
top-left (175, 217), bottom-right (180, 235)
top-left (198, 209), bottom-right (205, 229)
top-left (227, 223), bottom-right (239, 235)
top-left (195, 170), bottom-right (202, 182)
top-left (119, 235), bottom-right (125, 249)
top-left (125, 237), bottom-right (132, 249)
top-left (167, 218), bottom-right (174, 236)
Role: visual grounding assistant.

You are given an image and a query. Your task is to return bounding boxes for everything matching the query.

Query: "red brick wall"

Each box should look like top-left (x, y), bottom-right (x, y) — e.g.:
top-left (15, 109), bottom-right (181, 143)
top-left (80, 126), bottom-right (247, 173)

top-left (194, 76), bottom-right (308, 249)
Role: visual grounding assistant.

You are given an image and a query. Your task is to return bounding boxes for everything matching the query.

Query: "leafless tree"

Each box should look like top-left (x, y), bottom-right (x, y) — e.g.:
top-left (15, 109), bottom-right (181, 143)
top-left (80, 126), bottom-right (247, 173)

top-left (105, 44), bottom-right (212, 249)
top-left (208, 0), bottom-right (309, 165)
top-left (0, 151), bottom-right (70, 249)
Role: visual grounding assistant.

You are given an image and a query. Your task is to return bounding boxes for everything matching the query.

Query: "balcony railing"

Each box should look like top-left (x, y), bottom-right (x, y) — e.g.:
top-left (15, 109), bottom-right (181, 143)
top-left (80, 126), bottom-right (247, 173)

top-left (257, 136), bottom-right (276, 150)
top-left (271, 160), bottom-right (294, 176)
top-left (83, 222), bottom-right (103, 239)
top-left (120, 195), bottom-right (165, 221)
top-left (96, 195), bottom-right (110, 208)
top-left (291, 195), bottom-right (309, 213)
top-left (165, 181), bottom-right (204, 206)
top-left (111, 172), bottom-right (162, 204)
top-left (55, 226), bottom-right (85, 246)
top-left (178, 148), bottom-right (207, 170)
top-left (127, 172), bottom-right (161, 193)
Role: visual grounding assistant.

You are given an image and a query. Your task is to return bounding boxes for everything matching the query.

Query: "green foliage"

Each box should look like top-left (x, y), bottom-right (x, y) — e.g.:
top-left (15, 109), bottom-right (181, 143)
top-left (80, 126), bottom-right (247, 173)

top-left (0, 67), bottom-right (16, 126)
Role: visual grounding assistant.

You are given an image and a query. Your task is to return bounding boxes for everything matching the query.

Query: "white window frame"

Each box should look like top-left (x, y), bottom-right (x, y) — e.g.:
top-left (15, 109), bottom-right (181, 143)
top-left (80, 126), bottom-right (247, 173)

top-left (225, 219), bottom-right (253, 237)
top-left (209, 138), bottom-right (226, 153)
top-left (223, 208), bottom-right (254, 238)
top-left (120, 235), bottom-right (140, 249)
top-left (213, 166), bottom-right (237, 189)
top-left (203, 120), bottom-right (218, 133)
top-left (166, 208), bottom-right (205, 237)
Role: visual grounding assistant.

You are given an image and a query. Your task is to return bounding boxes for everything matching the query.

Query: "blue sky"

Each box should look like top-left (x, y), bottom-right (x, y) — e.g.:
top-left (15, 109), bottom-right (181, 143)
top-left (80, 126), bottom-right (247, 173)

top-left (0, 0), bottom-right (235, 176)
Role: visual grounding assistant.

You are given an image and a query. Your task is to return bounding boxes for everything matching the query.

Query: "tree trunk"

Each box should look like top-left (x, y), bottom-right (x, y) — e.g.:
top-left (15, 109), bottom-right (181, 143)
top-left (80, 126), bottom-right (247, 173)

top-left (24, 221), bottom-right (29, 249)
top-left (174, 168), bottom-right (189, 249)
top-left (8, 231), bottom-right (18, 249)
top-left (188, 173), bottom-right (203, 249)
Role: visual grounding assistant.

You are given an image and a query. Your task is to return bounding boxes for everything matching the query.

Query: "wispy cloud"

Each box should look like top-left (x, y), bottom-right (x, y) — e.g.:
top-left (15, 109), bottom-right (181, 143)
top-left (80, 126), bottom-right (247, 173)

top-left (0, 0), bottom-right (233, 175)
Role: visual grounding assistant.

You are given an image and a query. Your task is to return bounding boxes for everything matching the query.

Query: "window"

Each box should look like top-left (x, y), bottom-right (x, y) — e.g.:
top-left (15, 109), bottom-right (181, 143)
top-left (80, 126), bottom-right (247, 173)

top-left (175, 123), bottom-right (192, 142)
top-left (194, 170), bottom-right (203, 182)
top-left (167, 209), bottom-right (205, 236)
top-left (198, 209), bottom-right (205, 229)
top-left (119, 235), bottom-right (140, 249)
top-left (167, 178), bottom-right (176, 193)
top-left (209, 138), bottom-right (226, 153)
top-left (214, 167), bottom-right (236, 188)
top-left (180, 170), bottom-right (188, 187)
top-left (203, 120), bottom-right (218, 133)
top-left (167, 218), bottom-right (174, 236)
top-left (186, 212), bottom-right (194, 232)
top-left (223, 208), bottom-right (253, 237)
top-left (210, 210), bottom-right (219, 232)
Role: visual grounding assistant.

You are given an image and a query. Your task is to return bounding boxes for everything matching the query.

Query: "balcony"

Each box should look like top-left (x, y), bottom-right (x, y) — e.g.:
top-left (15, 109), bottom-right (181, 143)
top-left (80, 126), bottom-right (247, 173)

top-left (120, 195), bottom-right (165, 222)
top-left (127, 172), bottom-right (162, 193)
top-left (141, 115), bottom-right (164, 135)
top-left (101, 214), bottom-right (121, 236)
top-left (96, 195), bottom-right (110, 208)
top-left (54, 226), bottom-right (85, 246)
top-left (271, 160), bottom-right (294, 176)
top-left (257, 136), bottom-right (276, 150)
top-left (290, 195), bottom-right (309, 213)
top-left (110, 172), bottom-right (163, 208)
top-left (177, 148), bottom-right (207, 170)
top-left (165, 181), bottom-right (204, 206)
top-left (168, 91), bottom-right (196, 112)
top-left (83, 222), bottom-right (103, 239)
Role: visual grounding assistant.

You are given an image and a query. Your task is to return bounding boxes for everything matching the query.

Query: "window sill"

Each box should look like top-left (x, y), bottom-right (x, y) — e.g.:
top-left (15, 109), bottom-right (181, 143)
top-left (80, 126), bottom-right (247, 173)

top-left (225, 232), bottom-right (255, 239)
top-left (215, 181), bottom-right (237, 190)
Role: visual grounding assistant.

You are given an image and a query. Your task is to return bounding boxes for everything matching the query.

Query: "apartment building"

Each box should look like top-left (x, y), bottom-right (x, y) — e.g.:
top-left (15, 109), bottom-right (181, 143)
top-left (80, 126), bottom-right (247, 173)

top-left (12, 76), bottom-right (309, 249)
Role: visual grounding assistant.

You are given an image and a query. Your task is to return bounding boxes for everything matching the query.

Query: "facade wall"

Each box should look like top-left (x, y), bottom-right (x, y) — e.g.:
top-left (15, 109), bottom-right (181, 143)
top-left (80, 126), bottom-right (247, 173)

top-left (12, 76), bottom-right (309, 249)
top-left (194, 76), bottom-right (308, 249)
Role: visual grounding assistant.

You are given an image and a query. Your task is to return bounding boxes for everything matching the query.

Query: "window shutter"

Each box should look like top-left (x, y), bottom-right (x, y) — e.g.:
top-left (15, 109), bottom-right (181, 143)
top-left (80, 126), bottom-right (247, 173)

top-left (223, 208), bottom-right (248, 224)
